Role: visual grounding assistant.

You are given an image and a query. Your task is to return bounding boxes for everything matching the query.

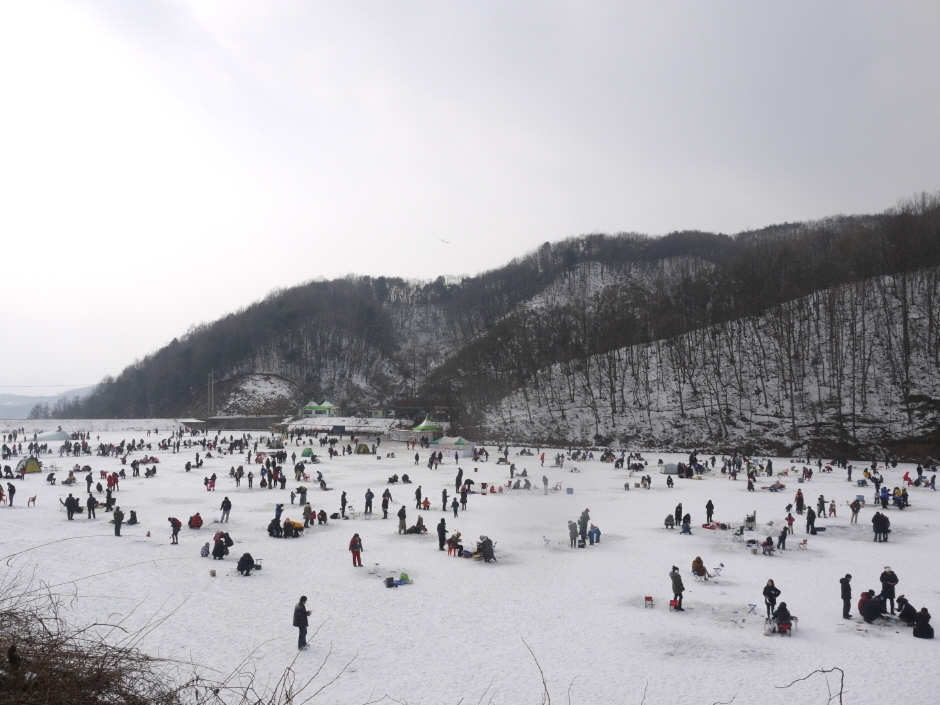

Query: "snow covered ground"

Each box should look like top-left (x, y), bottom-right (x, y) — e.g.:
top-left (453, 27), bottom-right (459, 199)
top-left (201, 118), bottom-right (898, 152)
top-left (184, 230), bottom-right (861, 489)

top-left (1, 427), bottom-right (937, 704)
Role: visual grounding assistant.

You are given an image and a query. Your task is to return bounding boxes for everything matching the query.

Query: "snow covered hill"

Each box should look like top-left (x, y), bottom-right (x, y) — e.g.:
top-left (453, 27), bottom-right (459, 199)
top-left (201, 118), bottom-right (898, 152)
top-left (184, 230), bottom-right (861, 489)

top-left (480, 267), bottom-right (940, 455)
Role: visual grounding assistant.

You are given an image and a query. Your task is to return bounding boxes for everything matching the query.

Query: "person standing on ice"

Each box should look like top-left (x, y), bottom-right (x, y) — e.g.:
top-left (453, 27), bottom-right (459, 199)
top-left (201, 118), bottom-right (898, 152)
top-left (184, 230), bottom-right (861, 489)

top-left (578, 509), bottom-right (590, 544)
top-left (451, 497), bottom-right (459, 517)
top-left (112, 506), bottom-right (124, 536)
top-left (441, 489), bottom-right (448, 511)
top-left (220, 497), bottom-right (232, 523)
top-left (86, 493), bottom-right (96, 519)
top-left (880, 567), bottom-right (899, 614)
top-left (763, 579), bottom-right (781, 618)
top-left (294, 596), bottom-right (311, 650)
top-left (840, 574), bottom-right (853, 619)
top-left (540, 452), bottom-right (545, 467)
top-left (364, 489), bottom-right (374, 517)
top-left (415, 485), bottom-right (422, 509)
top-left (437, 518), bottom-right (448, 550)
top-left (805, 507), bottom-right (816, 534)
top-left (455, 468), bottom-right (463, 492)
top-left (168, 517), bottom-right (181, 544)
top-left (349, 534), bottom-right (363, 567)
top-left (669, 566), bottom-right (685, 611)
top-left (674, 503), bottom-right (682, 527)
top-left (398, 506), bottom-right (407, 534)
top-left (776, 526), bottom-right (787, 551)
top-left (705, 500), bottom-right (714, 524)
top-left (542, 475), bottom-right (548, 495)
top-left (381, 491), bottom-right (390, 519)
top-left (414, 452), bottom-right (419, 466)
top-left (340, 491), bottom-right (347, 518)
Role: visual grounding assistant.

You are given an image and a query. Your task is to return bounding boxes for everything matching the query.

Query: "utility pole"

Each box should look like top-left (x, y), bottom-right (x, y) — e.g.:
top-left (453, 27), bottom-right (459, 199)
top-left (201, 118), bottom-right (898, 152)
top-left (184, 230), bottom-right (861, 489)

top-left (208, 370), bottom-right (214, 416)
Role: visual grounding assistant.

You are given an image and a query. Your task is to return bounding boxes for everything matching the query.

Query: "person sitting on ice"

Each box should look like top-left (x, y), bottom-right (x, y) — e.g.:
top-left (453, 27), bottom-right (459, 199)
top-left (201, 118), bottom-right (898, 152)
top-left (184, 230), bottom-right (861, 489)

top-left (446, 531), bottom-right (463, 553)
top-left (772, 602), bottom-right (792, 630)
top-left (188, 513), bottom-right (203, 529)
top-left (914, 608), bottom-right (934, 639)
top-left (664, 514), bottom-right (675, 529)
top-left (404, 516), bottom-right (427, 534)
top-left (126, 510), bottom-right (138, 525)
top-left (897, 596), bottom-right (917, 627)
top-left (680, 518), bottom-right (692, 535)
top-left (267, 517), bottom-right (282, 537)
top-left (401, 474), bottom-right (411, 484)
top-left (666, 476), bottom-right (674, 488)
top-left (317, 509), bottom-right (328, 524)
top-left (200, 542), bottom-right (211, 557)
top-left (691, 556), bottom-right (711, 579)
top-left (588, 524), bottom-right (601, 544)
top-left (421, 497), bottom-right (431, 510)
top-left (388, 474), bottom-right (399, 484)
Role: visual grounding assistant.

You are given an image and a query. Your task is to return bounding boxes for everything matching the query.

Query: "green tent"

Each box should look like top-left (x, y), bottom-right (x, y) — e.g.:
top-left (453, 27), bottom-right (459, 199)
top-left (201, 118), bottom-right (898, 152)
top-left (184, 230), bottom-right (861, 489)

top-left (16, 457), bottom-right (42, 474)
top-left (355, 443), bottom-right (371, 454)
top-left (301, 448), bottom-right (313, 457)
top-left (411, 416), bottom-right (443, 432)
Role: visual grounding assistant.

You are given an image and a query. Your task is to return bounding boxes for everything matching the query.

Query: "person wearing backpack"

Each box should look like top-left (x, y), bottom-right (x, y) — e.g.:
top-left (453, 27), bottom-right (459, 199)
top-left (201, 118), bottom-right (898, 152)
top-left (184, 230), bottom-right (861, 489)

top-left (168, 517), bottom-right (181, 544)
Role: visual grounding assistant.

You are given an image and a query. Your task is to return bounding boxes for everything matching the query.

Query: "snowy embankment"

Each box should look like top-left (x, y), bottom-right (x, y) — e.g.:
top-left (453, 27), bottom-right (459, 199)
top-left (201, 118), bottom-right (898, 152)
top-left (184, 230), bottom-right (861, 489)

top-left (287, 416), bottom-right (401, 435)
top-left (0, 418), bottom-right (181, 434)
top-left (0, 427), bottom-right (936, 704)
top-left (481, 268), bottom-right (940, 452)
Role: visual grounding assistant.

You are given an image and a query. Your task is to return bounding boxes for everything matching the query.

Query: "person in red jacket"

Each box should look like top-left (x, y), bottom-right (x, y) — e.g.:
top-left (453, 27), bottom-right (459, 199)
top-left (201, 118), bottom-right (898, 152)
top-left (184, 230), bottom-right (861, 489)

top-left (349, 533), bottom-right (363, 567)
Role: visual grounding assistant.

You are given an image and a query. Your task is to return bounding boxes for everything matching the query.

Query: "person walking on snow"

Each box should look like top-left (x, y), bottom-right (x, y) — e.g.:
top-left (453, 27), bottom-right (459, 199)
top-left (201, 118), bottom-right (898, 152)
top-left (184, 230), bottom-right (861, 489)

top-left (293, 596), bottom-right (311, 650)
top-left (397, 506), bottom-right (407, 534)
top-left (415, 486), bottom-right (422, 509)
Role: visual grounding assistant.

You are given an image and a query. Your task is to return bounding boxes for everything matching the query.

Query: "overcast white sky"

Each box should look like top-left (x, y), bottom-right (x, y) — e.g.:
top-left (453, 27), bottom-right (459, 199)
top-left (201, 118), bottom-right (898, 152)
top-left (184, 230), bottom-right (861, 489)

top-left (1, 1), bottom-right (939, 393)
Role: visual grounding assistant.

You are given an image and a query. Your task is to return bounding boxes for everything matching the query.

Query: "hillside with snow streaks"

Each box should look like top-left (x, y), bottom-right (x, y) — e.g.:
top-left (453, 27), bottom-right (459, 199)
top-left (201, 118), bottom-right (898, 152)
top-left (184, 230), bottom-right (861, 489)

top-left (481, 268), bottom-right (940, 453)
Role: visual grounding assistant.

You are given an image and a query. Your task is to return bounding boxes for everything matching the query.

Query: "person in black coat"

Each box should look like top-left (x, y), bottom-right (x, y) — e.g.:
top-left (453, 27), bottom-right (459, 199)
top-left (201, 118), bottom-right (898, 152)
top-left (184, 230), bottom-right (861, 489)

top-left (294, 596), bottom-right (310, 649)
top-left (840, 574), bottom-right (853, 619)
top-left (236, 552), bottom-right (254, 575)
top-left (763, 580), bottom-right (781, 619)
top-left (913, 608), bottom-right (934, 639)
top-left (860, 594), bottom-right (887, 623)
top-left (212, 539), bottom-right (228, 560)
top-left (772, 602), bottom-right (792, 628)
top-left (805, 507), bottom-right (816, 534)
top-left (705, 500), bottom-right (714, 524)
top-left (437, 518), bottom-right (447, 550)
top-left (896, 596), bottom-right (917, 626)
top-left (267, 517), bottom-right (282, 537)
top-left (568, 520), bottom-right (578, 547)
top-left (879, 567), bottom-right (899, 614)
top-left (86, 493), bottom-right (96, 519)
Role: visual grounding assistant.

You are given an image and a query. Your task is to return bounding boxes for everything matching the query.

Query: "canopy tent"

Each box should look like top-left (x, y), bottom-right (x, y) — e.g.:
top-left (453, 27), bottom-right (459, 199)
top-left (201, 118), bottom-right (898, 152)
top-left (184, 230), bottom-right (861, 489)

top-left (35, 430), bottom-right (69, 442)
top-left (301, 447), bottom-right (313, 457)
top-left (16, 457), bottom-right (42, 474)
top-left (660, 463), bottom-right (679, 475)
top-left (410, 416), bottom-right (444, 439)
top-left (355, 443), bottom-right (371, 454)
top-left (431, 436), bottom-right (476, 456)
top-left (300, 400), bottom-right (339, 417)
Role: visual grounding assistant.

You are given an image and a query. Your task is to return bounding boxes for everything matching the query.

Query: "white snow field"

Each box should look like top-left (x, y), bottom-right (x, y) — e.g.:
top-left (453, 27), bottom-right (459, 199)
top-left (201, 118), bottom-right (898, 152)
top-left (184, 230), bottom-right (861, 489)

top-left (0, 428), bottom-right (937, 705)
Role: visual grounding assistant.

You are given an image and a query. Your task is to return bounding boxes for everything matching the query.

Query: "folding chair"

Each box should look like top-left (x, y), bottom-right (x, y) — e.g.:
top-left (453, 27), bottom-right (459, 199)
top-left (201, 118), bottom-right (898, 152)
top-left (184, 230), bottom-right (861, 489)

top-left (797, 540), bottom-right (808, 550)
top-left (747, 604), bottom-right (757, 615)
top-left (732, 527), bottom-right (744, 542)
top-left (693, 573), bottom-right (705, 582)
top-left (553, 482), bottom-right (563, 491)
top-left (712, 562), bottom-right (724, 577)
top-left (644, 596), bottom-right (655, 608)
top-left (669, 600), bottom-right (680, 612)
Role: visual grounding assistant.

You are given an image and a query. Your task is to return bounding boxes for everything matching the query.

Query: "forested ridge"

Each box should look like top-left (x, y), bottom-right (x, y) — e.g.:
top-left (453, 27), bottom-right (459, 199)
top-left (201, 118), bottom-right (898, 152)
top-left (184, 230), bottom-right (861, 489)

top-left (49, 195), bottom-right (940, 453)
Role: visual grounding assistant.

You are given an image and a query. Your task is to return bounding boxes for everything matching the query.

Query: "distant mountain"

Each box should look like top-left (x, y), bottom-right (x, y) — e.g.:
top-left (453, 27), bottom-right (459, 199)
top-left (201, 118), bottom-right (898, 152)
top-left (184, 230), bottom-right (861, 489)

top-left (54, 195), bottom-right (940, 456)
top-left (0, 387), bottom-right (93, 420)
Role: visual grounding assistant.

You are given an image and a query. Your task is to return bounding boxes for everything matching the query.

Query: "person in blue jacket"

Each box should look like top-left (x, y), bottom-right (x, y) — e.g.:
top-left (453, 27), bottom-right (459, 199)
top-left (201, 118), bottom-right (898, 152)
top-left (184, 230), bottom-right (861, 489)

top-left (588, 524), bottom-right (601, 545)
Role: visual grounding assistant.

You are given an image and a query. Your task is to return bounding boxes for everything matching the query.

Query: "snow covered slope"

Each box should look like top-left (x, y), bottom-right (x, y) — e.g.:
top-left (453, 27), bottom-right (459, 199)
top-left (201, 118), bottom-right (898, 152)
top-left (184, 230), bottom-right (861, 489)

top-left (481, 267), bottom-right (940, 454)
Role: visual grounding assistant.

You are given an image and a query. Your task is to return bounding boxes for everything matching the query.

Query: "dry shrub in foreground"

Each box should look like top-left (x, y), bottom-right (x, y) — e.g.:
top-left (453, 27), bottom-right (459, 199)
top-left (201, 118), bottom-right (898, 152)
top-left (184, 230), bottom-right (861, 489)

top-left (0, 574), bottom-right (351, 705)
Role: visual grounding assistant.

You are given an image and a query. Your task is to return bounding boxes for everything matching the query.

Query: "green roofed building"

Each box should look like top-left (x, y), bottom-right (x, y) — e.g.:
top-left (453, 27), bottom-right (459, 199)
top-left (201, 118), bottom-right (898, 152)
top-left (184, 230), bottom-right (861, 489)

top-left (300, 400), bottom-right (339, 417)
